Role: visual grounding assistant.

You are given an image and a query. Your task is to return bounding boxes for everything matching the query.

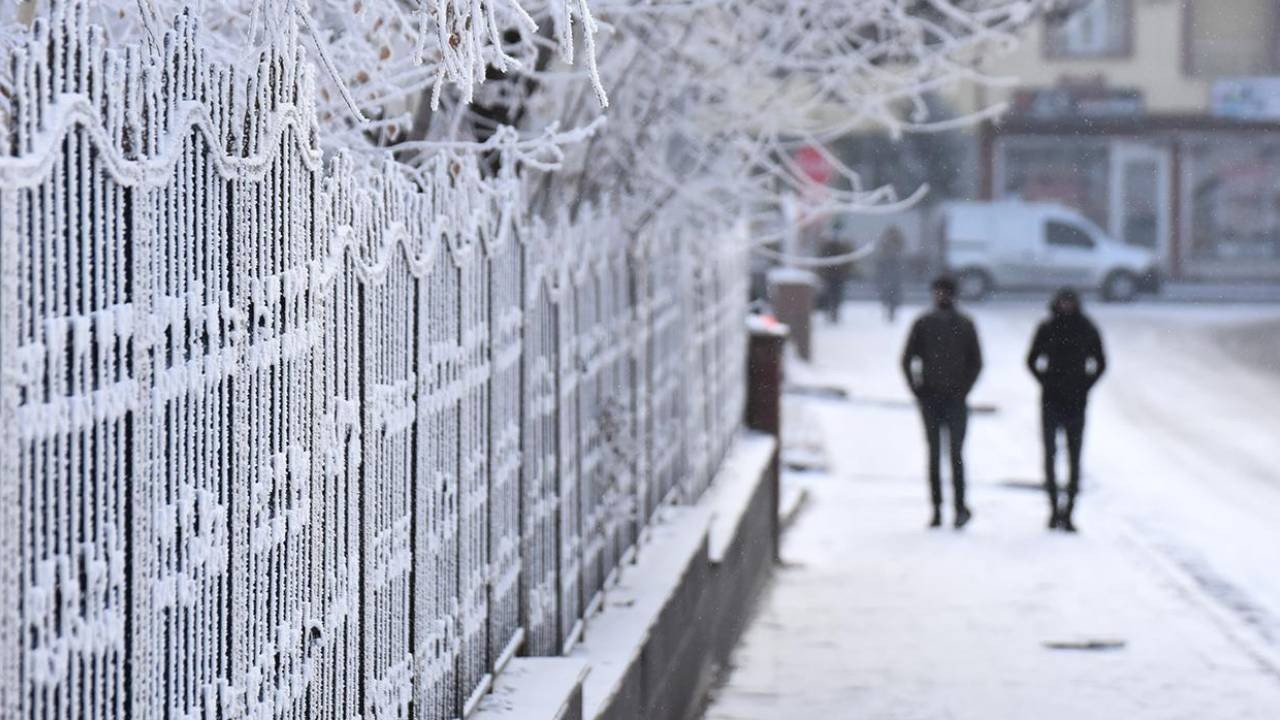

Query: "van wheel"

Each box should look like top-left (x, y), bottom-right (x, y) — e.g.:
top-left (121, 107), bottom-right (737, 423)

top-left (1102, 270), bottom-right (1139, 302)
top-left (956, 269), bottom-right (993, 301)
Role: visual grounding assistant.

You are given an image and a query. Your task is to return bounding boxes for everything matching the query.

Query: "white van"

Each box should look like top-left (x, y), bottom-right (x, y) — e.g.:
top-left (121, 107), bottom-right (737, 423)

top-left (938, 201), bottom-right (1160, 301)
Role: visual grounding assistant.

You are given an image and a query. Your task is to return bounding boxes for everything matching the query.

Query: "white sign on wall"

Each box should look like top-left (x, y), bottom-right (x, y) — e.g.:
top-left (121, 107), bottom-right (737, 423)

top-left (1212, 77), bottom-right (1280, 120)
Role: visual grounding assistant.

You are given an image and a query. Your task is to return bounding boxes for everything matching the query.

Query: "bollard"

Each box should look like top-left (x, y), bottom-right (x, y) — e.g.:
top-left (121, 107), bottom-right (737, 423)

top-left (745, 316), bottom-right (787, 435)
top-left (745, 315), bottom-right (787, 561)
top-left (766, 267), bottom-right (818, 361)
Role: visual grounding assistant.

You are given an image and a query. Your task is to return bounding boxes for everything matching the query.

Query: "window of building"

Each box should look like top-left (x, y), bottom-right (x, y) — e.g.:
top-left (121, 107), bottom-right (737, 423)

top-left (1185, 0), bottom-right (1280, 77)
top-left (1046, 221), bottom-right (1096, 250)
top-left (1045, 0), bottom-right (1132, 59)
top-left (998, 137), bottom-right (1111, 231)
top-left (1185, 135), bottom-right (1280, 261)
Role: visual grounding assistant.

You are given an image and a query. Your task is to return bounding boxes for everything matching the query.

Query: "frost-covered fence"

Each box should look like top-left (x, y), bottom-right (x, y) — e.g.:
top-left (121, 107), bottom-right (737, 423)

top-left (0, 6), bottom-right (747, 720)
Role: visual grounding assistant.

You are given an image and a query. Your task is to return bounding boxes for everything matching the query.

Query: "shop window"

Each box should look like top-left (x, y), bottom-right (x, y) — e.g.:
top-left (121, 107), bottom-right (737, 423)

top-left (1185, 136), bottom-right (1280, 261)
top-left (1045, 0), bottom-right (1132, 59)
top-left (1046, 221), bottom-right (1095, 250)
top-left (998, 138), bottom-right (1111, 231)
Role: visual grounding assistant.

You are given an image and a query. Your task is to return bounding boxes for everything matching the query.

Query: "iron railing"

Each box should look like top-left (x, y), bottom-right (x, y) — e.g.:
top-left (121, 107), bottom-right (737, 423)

top-left (0, 5), bottom-right (748, 719)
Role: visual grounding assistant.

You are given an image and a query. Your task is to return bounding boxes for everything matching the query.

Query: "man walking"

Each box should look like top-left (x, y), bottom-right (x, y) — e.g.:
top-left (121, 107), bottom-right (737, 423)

top-left (1027, 288), bottom-right (1106, 533)
top-left (875, 227), bottom-right (905, 323)
top-left (816, 235), bottom-right (853, 324)
top-left (901, 276), bottom-right (983, 529)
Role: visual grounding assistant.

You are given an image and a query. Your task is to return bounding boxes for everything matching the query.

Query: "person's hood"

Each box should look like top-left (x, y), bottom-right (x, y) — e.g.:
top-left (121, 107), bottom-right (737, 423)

top-left (1049, 287), bottom-right (1082, 317)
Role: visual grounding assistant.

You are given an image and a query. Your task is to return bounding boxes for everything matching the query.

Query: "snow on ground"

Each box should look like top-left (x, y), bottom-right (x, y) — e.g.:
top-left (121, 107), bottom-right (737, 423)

top-left (705, 300), bottom-right (1280, 719)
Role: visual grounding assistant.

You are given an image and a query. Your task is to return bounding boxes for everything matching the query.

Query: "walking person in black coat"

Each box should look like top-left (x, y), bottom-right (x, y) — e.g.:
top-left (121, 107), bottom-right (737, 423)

top-left (816, 236), bottom-right (853, 324)
top-left (1027, 288), bottom-right (1107, 533)
top-left (901, 276), bottom-right (983, 529)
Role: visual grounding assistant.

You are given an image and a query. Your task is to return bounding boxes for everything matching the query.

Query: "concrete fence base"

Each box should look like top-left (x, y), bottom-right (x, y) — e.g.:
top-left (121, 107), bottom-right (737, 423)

top-left (584, 431), bottom-right (779, 720)
top-left (473, 431), bottom-right (779, 720)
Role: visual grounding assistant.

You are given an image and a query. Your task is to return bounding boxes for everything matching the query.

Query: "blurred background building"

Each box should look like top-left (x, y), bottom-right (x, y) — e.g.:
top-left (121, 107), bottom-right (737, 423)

top-left (982, 0), bottom-right (1280, 281)
top-left (836, 0), bottom-right (1280, 283)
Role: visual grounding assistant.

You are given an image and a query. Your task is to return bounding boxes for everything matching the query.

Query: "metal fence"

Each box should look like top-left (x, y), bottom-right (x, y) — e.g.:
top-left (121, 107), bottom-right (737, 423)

top-left (0, 6), bottom-right (748, 720)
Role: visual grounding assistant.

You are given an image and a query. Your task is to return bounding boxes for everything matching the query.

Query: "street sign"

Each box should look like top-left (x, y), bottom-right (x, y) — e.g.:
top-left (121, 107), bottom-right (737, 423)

top-left (794, 145), bottom-right (833, 186)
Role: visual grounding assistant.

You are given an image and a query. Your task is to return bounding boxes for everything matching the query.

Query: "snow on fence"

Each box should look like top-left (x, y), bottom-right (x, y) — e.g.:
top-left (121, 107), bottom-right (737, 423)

top-left (0, 5), bottom-right (747, 719)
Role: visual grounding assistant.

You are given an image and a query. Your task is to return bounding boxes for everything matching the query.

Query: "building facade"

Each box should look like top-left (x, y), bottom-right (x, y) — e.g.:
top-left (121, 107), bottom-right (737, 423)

top-left (978, 0), bottom-right (1280, 280)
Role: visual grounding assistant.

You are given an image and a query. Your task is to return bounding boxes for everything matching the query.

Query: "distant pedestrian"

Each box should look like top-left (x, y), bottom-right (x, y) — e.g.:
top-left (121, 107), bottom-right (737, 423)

top-left (816, 236), bottom-right (852, 323)
top-left (1027, 288), bottom-right (1106, 533)
top-left (901, 276), bottom-right (983, 529)
top-left (875, 227), bottom-right (905, 323)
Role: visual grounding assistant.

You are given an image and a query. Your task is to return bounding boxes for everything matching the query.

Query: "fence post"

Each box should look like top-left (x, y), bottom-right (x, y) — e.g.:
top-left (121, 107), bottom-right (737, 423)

top-left (745, 316), bottom-right (787, 561)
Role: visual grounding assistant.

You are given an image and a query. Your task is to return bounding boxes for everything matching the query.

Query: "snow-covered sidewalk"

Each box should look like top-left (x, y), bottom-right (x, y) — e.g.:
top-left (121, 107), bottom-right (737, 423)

top-left (705, 302), bottom-right (1280, 719)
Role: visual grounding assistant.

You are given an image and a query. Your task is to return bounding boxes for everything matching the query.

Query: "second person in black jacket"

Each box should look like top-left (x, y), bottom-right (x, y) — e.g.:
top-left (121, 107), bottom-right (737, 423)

top-left (1027, 288), bottom-right (1107, 533)
top-left (902, 276), bottom-right (983, 529)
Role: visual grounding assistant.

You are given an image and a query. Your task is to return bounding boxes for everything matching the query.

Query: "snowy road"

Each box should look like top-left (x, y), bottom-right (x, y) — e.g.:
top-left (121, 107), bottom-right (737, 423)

top-left (704, 301), bottom-right (1280, 719)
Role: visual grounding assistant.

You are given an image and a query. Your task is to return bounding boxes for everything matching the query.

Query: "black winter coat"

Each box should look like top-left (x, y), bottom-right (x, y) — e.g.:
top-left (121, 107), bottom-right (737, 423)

top-left (1026, 311), bottom-right (1107, 408)
top-left (901, 308), bottom-right (983, 399)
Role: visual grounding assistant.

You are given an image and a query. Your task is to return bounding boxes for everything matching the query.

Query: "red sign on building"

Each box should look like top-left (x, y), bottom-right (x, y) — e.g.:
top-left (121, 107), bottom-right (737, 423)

top-left (794, 145), bottom-right (833, 186)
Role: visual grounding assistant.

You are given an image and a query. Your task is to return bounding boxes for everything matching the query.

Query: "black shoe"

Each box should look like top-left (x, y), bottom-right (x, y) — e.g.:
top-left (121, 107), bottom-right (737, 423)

top-left (1060, 515), bottom-right (1077, 533)
top-left (953, 507), bottom-right (972, 530)
top-left (928, 508), bottom-right (942, 528)
top-left (1048, 510), bottom-right (1061, 530)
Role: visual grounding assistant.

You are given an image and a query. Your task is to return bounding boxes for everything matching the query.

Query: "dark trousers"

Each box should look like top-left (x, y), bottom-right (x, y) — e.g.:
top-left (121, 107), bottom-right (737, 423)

top-left (822, 278), bottom-right (845, 323)
top-left (919, 395), bottom-right (969, 510)
top-left (879, 288), bottom-right (901, 323)
top-left (1042, 400), bottom-right (1086, 513)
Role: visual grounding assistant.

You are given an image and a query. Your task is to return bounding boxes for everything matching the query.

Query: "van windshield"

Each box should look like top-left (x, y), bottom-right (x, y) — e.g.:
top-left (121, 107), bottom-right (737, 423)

top-left (1046, 220), bottom-right (1096, 250)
